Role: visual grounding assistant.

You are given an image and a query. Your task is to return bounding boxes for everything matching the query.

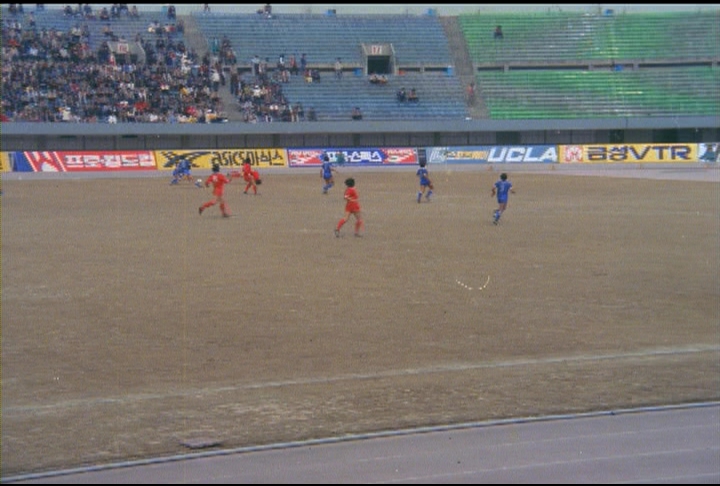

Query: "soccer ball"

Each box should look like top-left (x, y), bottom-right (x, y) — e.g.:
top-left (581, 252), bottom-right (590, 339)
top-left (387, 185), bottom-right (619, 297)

top-left (197, 178), bottom-right (203, 185)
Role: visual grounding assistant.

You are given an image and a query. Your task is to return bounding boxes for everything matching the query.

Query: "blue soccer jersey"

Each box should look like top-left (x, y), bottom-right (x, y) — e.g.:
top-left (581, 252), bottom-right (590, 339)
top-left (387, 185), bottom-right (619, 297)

top-left (417, 167), bottom-right (430, 186)
top-left (322, 161), bottom-right (333, 179)
top-left (494, 180), bottom-right (512, 203)
top-left (174, 159), bottom-right (191, 176)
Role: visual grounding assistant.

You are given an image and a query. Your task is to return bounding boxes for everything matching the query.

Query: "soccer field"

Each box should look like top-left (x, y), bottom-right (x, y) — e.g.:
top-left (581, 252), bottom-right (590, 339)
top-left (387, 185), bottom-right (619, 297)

top-left (2, 165), bottom-right (718, 477)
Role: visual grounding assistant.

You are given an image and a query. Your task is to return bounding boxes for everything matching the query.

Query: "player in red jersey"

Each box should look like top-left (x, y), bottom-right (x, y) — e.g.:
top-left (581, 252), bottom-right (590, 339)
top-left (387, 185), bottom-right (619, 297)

top-left (335, 177), bottom-right (364, 237)
top-left (241, 157), bottom-right (260, 195)
top-left (199, 164), bottom-right (232, 217)
top-left (228, 157), bottom-right (260, 194)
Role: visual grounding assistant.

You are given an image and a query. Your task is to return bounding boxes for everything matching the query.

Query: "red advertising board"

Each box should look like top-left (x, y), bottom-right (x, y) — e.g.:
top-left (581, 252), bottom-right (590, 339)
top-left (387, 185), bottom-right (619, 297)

top-left (23, 151), bottom-right (157, 172)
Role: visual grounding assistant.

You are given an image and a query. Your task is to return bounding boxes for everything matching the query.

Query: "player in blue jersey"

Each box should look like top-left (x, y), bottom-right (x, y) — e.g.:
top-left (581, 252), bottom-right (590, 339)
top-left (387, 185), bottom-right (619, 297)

top-left (491, 172), bottom-right (515, 224)
top-left (171, 157), bottom-right (202, 187)
top-left (321, 153), bottom-right (338, 194)
top-left (416, 160), bottom-right (433, 203)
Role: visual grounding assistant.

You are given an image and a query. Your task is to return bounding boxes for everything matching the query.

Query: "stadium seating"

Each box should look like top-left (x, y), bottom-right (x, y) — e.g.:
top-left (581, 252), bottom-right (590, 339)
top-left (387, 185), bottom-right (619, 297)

top-left (192, 13), bottom-right (453, 67)
top-left (280, 72), bottom-right (468, 121)
top-left (459, 11), bottom-right (720, 65)
top-left (24, 7), bottom-right (181, 51)
top-left (476, 67), bottom-right (720, 119)
top-left (2, 6), bottom-right (718, 122)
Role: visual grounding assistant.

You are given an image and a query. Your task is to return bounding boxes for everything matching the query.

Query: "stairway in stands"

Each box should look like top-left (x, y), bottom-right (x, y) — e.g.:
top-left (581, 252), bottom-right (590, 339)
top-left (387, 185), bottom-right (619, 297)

top-left (180, 14), bottom-right (245, 121)
top-left (439, 16), bottom-right (487, 119)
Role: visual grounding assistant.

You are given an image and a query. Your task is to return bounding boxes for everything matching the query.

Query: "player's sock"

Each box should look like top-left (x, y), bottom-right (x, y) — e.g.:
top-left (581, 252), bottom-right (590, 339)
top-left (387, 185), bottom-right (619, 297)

top-left (426, 190), bottom-right (433, 199)
top-left (337, 219), bottom-right (345, 230)
top-left (417, 191), bottom-right (422, 202)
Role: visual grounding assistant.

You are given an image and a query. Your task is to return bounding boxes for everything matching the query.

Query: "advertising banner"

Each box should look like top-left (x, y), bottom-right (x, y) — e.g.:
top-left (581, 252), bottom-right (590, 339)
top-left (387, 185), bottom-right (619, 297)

top-left (698, 143), bottom-right (719, 163)
top-left (14, 151), bottom-right (156, 172)
top-left (559, 144), bottom-right (698, 163)
top-left (426, 145), bottom-right (557, 164)
top-left (154, 149), bottom-right (287, 170)
top-left (0, 152), bottom-right (11, 172)
top-left (288, 147), bottom-right (418, 167)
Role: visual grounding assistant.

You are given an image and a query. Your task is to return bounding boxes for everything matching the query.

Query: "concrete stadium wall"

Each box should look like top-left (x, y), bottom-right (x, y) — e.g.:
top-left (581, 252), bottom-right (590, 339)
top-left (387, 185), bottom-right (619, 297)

top-left (2, 117), bottom-right (719, 152)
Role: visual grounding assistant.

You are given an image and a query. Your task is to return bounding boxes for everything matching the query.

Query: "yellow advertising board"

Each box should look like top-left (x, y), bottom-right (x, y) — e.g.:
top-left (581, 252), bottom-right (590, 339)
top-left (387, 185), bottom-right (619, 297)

top-left (0, 152), bottom-right (12, 172)
top-left (154, 149), bottom-right (288, 170)
top-left (559, 144), bottom-right (698, 164)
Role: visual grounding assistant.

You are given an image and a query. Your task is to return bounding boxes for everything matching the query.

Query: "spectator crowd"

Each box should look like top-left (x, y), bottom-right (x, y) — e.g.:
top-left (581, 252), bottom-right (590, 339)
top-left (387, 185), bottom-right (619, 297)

top-left (1, 4), bottom-right (227, 123)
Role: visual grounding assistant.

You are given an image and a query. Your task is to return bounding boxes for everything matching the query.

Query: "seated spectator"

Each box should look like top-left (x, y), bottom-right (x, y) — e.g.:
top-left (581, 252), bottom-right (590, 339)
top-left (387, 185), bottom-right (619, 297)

top-left (167, 5), bottom-right (176, 21)
top-left (408, 88), bottom-right (419, 103)
top-left (103, 23), bottom-right (114, 38)
top-left (311, 69), bottom-right (321, 83)
top-left (258, 3), bottom-right (272, 18)
top-left (70, 23), bottom-right (82, 41)
top-left (306, 106), bottom-right (317, 121)
top-left (396, 87), bottom-right (407, 102)
top-left (99, 7), bottom-right (110, 21)
top-left (351, 106), bottom-right (362, 121)
top-left (494, 25), bottom-right (504, 40)
top-left (369, 73), bottom-right (380, 84)
top-left (129, 5), bottom-right (139, 19)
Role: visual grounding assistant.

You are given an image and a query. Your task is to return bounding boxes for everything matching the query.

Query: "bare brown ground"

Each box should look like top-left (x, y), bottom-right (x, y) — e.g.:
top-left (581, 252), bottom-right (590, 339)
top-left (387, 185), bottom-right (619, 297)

top-left (2, 166), bottom-right (719, 477)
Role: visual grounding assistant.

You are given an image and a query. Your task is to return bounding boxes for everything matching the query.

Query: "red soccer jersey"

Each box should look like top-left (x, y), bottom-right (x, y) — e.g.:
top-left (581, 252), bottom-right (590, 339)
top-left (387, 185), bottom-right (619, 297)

top-left (206, 172), bottom-right (230, 196)
top-left (344, 187), bottom-right (360, 213)
top-left (242, 163), bottom-right (253, 182)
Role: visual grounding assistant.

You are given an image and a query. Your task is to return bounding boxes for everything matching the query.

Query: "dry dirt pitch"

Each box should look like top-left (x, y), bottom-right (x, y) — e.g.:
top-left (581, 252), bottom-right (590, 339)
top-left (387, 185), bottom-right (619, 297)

top-left (2, 165), bottom-right (719, 477)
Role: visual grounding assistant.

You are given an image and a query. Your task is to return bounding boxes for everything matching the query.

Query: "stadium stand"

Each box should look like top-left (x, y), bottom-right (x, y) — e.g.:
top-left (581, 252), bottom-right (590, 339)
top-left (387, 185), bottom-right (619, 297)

top-left (2, 5), bottom-right (718, 123)
top-left (476, 67), bottom-right (720, 119)
top-left (460, 10), bottom-right (720, 120)
top-left (280, 71), bottom-right (468, 121)
top-left (191, 12), bottom-right (453, 68)
top-left (459, 11), bottom-right (720, 66)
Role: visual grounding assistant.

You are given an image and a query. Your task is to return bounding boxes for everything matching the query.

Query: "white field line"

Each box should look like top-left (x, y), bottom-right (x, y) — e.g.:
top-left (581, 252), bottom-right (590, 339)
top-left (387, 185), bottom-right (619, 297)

top-left (5, 344), bottom-right (719, 414)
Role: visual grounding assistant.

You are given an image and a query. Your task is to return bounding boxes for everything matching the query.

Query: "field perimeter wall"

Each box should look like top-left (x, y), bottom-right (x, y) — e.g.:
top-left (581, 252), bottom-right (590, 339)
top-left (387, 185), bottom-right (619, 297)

top-left (2, 142), bottom-right (718, 174)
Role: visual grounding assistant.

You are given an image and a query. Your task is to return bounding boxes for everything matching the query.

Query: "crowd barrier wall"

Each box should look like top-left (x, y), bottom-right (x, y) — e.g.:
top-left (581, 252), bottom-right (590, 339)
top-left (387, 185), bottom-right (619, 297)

top-left (3, 143), bottom-right (718, 174)
top-left (1, 118), bottom-right (719, 155)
